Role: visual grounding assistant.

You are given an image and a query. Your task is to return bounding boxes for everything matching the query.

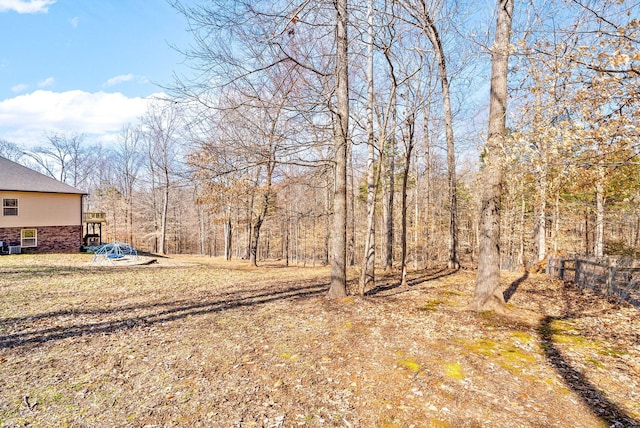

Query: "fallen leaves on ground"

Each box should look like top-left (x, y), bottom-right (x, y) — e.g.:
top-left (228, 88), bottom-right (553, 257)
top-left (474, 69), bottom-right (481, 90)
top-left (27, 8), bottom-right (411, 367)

top-left (0, 255), bottom-right (638, 427)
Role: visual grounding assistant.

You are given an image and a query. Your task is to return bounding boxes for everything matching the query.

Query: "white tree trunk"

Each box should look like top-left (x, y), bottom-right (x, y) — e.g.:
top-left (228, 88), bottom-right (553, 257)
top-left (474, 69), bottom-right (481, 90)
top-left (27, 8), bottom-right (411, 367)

top-left (595, 171), bottom-right (605, 258)
top-left (359, 0), bottom-right (376, 294)
top-left (535, 173), bottom-right (547, 262)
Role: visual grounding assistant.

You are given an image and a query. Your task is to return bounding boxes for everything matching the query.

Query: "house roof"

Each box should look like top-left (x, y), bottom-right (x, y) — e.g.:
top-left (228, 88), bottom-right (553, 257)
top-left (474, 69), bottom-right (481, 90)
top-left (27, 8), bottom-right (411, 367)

top-left (0, 156), bottom-right (87, 195)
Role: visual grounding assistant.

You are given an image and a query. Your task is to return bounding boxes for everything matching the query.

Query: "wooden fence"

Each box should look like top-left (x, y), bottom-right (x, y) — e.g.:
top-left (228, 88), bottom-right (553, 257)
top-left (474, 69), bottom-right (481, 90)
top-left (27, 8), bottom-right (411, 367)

top-left (546, 255), bottom-right (640, 308)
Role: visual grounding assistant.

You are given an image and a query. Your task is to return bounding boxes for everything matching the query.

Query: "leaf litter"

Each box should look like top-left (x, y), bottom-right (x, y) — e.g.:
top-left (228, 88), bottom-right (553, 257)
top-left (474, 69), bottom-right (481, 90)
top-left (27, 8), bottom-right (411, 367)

top-left (0, 254), bottom-right (638, 427)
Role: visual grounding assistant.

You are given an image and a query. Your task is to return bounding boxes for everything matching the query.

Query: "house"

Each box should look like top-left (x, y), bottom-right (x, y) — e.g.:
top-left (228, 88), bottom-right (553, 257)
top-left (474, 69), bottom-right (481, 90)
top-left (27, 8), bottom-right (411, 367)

top-left (0, 156), bottom-right (87, 253)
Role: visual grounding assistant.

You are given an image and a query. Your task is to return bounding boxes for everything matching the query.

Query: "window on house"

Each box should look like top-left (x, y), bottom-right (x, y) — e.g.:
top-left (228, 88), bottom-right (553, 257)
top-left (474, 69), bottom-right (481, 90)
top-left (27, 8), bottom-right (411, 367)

top-left (2, 198), bottom-right (18, 216)
top-left (21, 229), bottom-right (37, 247)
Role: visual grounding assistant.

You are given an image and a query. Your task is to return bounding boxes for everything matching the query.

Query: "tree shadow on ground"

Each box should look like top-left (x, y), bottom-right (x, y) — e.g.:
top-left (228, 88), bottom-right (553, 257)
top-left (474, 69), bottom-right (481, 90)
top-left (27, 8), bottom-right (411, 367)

top-left (363, 267), bottom-right (457, 297)
top-left (503, 271), bottom-right (529, 302)
top-left (0, 280), bottom-right (329, 350)
top-left (0, 280), bottom-right (313, 327)
top-left (537, 281), bottom-right (639, 427)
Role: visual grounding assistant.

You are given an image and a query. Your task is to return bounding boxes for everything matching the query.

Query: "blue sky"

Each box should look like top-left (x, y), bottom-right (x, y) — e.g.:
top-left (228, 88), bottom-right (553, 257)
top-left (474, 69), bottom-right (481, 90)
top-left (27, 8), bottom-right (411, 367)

top-left (0, 0), bottom-right (192, 147)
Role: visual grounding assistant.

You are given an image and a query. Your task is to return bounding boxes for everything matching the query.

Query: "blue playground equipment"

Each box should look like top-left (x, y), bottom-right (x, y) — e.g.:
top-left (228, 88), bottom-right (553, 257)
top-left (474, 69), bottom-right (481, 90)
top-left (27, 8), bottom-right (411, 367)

top-left (91, 241), bottom-right (139, 264)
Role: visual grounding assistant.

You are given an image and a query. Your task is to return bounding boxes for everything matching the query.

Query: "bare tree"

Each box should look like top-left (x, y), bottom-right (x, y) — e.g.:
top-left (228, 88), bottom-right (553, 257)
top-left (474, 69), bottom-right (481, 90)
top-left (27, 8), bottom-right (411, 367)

top-left (142, 101), bottom-right (183, 255)
top-left (399, 0), bottom-right (459, 269)
top-left (381, 35), bottom-right (398, 274)
top-left (327, 0), bottom-right (350, 298)
top-left (400, 108), bottom-right (416, 286)
top-left (0, 140), bottom-right (24, 162)
top-left (113, 125), bottom-right (144, 246)
top-left (26, 132), bottom-right (97, 189)
top-left (470, 0), bottom-right (514, 312)
top-left (359, 0), bottom-right (377, 294)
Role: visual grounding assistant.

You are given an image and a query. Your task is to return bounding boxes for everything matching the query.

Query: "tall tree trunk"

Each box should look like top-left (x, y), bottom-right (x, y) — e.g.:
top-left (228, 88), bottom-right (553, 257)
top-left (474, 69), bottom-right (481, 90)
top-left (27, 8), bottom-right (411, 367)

top-left (249, 150), bottom-right (276, 266)
top-left (250, 184), bottom-right (272, 266)
top-left (420, 11), bottom-right (459, 270)
top-left (359, 0), bottom-right (376, 295)
top-left (159, 168), bottom-right (169, 255)
top-left (224, 217), bottom-right (232, 260)
top-left (535, 173), bottom-right (547, 262)
top-left (382, 61), bottom-right (397, 274)
top-left (348, 143), bottom-right (356, 267)
top-left (413, 159), bottom-right (420, 271)
top-left (506, 198), bottom-right (515, 270)
top-left (529, 63), bottom-right (547, 263)
top-left (245, 186), bottom-right (255, 260)
top-left (444, 75), bottom-right (459, 270)
top-left (634, 205), bottom-right (640, 252)
top-left (595, 170), bottom-right (605, 258)
top-left (382, 135), bottom-right (396, 273)
top-left (518, 194), bottom-right (525, 266)
top-left (127, 194), bottom-right (134, 245)
top-left (245, 223), bottom-right (252, 260)
top-left (148, 160), bottom-right (159, 253)
top-left (324, 180), bottom-right (331, 265)
top-left (202, 208), bottom-right (208, 256)
top-left (584, 210), bottom-right (590, 255)
top-left (404, 1), bottom-right (459, 269)
top-left (250, 219), bottom-right (263, 266)
top-left (422, 100), bottom-right (431, 268)
top-left (328, 0), bottom-right (349, 299)
top-left (553, 192), bottom-right (560, 255)
top-left (470, 0), bottom-right (514, 313)
top-left (285, 218), bottom-right (290, 266)
top-left (400, 115), bottom-right (415, 287)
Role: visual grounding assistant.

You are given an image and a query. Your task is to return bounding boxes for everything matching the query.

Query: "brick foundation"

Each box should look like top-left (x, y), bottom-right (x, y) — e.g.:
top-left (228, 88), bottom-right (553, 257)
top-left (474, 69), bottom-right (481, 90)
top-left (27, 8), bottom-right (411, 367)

top-left (0, 225), bottom-right (82, 253)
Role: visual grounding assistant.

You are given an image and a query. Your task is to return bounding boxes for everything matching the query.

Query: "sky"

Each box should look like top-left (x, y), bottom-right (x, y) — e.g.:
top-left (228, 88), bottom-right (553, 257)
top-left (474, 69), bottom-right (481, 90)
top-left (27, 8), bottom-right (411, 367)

top-left (0, 0), bottom-right (193, 148)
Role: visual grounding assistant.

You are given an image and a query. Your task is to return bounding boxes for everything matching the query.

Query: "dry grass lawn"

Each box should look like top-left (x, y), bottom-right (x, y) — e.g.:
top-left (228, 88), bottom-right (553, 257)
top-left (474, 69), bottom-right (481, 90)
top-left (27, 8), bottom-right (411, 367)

top-left (1, 254), bottom-right (639, 427)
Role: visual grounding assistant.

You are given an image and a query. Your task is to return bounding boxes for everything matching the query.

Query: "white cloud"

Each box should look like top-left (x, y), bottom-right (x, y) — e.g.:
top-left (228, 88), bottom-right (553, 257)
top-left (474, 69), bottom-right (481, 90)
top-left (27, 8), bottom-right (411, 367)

top-left (38, 76), bottom-right (55, 88)
top-left (11, 83), bottom-right (29, 93)
top-left (0, 89), bottom-right (162, 147)
top-left (0, 0), bottom-right (56, 13)
top-left (69, 16), bottom-right (79, 28)
top-left (103, 74), bottom-right (135, 87)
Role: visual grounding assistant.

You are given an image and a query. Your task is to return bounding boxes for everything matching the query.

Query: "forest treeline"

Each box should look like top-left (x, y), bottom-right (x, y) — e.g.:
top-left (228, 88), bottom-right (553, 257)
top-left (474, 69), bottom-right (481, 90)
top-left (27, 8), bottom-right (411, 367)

top-left (1, 0), bottom-right (638, 309)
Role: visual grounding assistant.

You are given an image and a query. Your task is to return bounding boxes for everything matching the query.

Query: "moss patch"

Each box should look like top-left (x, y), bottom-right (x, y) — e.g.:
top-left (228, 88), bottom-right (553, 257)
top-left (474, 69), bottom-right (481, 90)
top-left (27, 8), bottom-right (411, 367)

top-left (397, 358), bottom-right (421, 373)
top-left (444, 363), bottom-right (464, 380)
top-left (418, 299), bottom-right (445, 312)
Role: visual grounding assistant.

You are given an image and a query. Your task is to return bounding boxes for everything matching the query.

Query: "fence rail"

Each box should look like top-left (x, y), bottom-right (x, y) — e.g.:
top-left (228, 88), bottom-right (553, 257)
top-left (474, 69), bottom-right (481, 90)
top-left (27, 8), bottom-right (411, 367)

top-left (547, 255), bottom-right (640, 308)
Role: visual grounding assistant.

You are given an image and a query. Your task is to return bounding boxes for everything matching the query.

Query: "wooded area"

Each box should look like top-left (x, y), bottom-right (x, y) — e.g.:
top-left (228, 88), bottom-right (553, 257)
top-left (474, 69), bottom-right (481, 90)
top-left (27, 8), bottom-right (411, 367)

top-left (1, 0), bottom-right (638, 309)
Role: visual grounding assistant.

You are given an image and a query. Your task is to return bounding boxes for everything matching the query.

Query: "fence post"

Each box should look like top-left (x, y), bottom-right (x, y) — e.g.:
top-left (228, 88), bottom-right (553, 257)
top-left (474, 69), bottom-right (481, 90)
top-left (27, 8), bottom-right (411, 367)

top-left (575, 259), bottom-right (581, 285)
top-left (559, 258), bottom-right (565, 280)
